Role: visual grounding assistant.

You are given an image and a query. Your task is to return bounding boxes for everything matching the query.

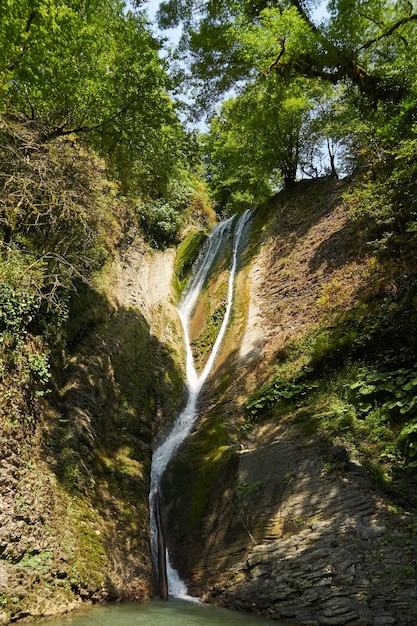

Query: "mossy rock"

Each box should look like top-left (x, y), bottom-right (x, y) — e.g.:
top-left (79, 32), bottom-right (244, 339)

top-left (161, 408), bottom-right (236, 537)
top-left (174, 230), bottom-right (207, 299)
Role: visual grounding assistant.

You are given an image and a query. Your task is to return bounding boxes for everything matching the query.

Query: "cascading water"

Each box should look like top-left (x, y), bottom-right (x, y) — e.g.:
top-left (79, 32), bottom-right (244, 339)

top-left (149, 210), bottom-right (251, 600)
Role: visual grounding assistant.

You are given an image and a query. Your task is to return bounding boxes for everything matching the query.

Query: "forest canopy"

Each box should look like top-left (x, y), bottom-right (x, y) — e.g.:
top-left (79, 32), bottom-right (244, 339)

top-left (156, 0), bottom-right (417, 209)
top-left (0, 0), bottom-right (197, 195)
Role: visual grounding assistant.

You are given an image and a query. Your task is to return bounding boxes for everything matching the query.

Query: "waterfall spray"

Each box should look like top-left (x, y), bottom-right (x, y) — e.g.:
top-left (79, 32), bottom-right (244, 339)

top-left (149, 210), bottom-right (251, 599)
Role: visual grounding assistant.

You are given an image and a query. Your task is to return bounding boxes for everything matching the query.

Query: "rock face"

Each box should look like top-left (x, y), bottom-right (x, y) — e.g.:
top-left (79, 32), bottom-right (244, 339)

top-left (200, 427), bottom-right (416, 626)
top-left (162, 179), bottom-right (417, 626)
top-left (0, 237), bottom-right (184, 623)
top-left (3, 176), bottom-right (417, 625)
top-left (166, 421), bottom-right (417, 625)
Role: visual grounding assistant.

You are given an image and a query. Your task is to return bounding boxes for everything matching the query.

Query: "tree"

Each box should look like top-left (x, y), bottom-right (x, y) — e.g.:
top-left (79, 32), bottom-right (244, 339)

top-left (203, 74), bottom-right (315, 209)
top-left (158, 0), bottom-right (417, 109)
top-left (299, 83), bottom-right (354, 179)
top-left (0, 0), bottom-right (189, 195)
top-left (203, 99), bottom-right (276, 214)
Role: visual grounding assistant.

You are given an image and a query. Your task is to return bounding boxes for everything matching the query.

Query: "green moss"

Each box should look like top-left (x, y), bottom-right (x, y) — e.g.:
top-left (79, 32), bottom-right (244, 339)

top-left (191, 300), bottom-right (227, 370)
top-left (67, 496), bottom-right (107, 590)
top-left (163, 410), bottom-right (235, 534)
top-left (174, 230), bottom-right (207, 299)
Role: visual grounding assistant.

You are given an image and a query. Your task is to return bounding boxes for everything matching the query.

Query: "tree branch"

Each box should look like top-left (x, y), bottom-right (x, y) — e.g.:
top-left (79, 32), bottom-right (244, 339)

top-left (43, 97), bottom-right (137, 140)
top-left (262, 37), bottom-right (286, 75)
top-left (7, 11), bottom-right (37, 71)
top-left (359, 13), bottom-right (417, 51)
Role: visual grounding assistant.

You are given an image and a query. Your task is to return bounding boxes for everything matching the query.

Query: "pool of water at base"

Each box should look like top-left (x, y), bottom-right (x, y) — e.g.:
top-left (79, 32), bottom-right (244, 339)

top-left (38, 599), bottom-right (296, 626)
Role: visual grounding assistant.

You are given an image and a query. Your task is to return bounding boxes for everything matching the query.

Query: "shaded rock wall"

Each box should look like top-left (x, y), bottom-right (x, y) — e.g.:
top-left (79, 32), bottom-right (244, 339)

top-left (199, 425), bottom-right (417, 625)
top-left (0, 237), bottom-right (184, 623)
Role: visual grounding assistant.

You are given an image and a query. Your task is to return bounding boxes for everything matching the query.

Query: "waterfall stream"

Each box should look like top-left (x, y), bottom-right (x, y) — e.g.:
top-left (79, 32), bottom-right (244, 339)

top-left (149, 210), bottom-right (251, 599)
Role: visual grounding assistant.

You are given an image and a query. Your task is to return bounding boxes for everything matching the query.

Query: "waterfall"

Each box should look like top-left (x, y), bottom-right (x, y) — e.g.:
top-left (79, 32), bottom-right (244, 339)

top-left (149, 210), bottom-right (251, 599)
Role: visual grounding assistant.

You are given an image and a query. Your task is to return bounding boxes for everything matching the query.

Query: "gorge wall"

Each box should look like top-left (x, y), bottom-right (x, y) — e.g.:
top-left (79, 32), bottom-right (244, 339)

top-left (2, 176), bottom-right (417, 626)
top-left (0, 237), bottom-right (184, 623)
top-left (162, 178), bottom-right (417, 626)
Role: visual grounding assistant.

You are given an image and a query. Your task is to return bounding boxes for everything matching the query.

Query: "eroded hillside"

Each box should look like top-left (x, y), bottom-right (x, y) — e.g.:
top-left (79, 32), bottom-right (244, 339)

top-left (162, 177), bottom-right (417, 626)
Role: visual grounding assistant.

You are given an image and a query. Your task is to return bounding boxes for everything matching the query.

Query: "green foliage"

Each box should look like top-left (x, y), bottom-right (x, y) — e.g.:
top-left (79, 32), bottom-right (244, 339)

top-left (138, 173), bottom-right (211, 248)
top-left (203, 75), bottom-right (317, 209)
top-left (139, 200), bottom-right (183, 248)
top-left (17, 551), bottom-right (53, 574)
top-left (349, 366), bottom-right (417, 465)
top-left (349, 367), bottom-right (417, 417)
top-left (0, 0), bottom-right (188, 195)
top-left (159, 0), bottom-right (417, 203)
top-left (346, 131), bottom-right (417, 252)
top-left (245, 367), bottom-right (318, 422)
top-left (0, 246), bottom-right (63, 421)
top-left (0, 283), bottom-right (40, 333)
top-left (0, 115), bottom-right (123, 291)
top-left (174, 229), bottom-right (207, 297)
top-left (159, 0), bottom-right (417, 107)
top-left (235, 480), bottom-right (263, 502)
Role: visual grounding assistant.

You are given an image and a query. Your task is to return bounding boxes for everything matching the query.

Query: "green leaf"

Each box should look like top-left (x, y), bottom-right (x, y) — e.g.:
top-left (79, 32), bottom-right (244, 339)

top-left (402, 378), bottom-right (417, 391)
top-left (358, 384), bottom-right (377, 395)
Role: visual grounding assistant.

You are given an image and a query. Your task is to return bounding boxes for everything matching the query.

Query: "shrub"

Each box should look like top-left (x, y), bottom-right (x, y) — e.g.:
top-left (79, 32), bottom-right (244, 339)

top-left (139, 200), bottom-right (183, 248)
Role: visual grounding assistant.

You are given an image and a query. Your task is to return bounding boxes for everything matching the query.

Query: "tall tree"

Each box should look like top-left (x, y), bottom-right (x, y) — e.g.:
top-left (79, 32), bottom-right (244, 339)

top-left (204, 74), bottom-right (315, 207)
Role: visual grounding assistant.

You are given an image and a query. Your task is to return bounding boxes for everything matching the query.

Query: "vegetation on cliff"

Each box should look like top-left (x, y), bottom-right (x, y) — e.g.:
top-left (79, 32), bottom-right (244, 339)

top-left (159, 0), bottom-right (417, 501)
top-left (244, 178), bottom-right (417, 494)
top-left (158, 0), bottom-right (417, 507)
top-left (0, 0), bottom-right (212, 621)
top-left (163, 174), bottom-right (417, 624)
top-left (2, 0), bottom-right (417, 623)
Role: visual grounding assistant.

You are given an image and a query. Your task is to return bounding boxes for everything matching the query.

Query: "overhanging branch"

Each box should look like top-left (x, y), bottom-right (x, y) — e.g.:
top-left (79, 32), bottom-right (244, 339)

top-left (43, 97), bottom-right (137, 140)
top-left (360, 13), bottom-right (417, 51)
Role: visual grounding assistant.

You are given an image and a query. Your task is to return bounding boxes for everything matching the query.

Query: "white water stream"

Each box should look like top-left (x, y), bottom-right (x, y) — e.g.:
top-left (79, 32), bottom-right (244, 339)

top-left (149, 210), bottom-right (251, 598)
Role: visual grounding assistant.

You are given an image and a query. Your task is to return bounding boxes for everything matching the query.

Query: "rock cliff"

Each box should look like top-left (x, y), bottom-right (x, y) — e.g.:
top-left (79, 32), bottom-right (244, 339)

top-left (0, 237), bottom-right (184, 623)
top-left (2, 176), bottom-right (417, 626)
top-left (162, 177), bottom-right (417, 626)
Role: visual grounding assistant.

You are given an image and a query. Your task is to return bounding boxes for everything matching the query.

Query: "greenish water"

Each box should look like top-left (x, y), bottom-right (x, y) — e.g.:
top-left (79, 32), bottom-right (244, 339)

top-left (39, 599), bottom-right (294, 626)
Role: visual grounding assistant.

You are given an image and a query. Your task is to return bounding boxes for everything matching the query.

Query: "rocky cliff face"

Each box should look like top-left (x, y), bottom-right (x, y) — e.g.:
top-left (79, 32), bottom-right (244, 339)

top-left (3, 176), bottom-right (417, 626)
top-left (162, 178), bottom-right (417, 626)
top-left (0, 237), bottom-right (184, 623)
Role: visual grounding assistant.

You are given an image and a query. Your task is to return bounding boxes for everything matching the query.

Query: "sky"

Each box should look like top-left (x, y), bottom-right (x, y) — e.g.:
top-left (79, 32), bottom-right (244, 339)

top-left (146, 0), bottom-right (182, 44)
top-left (146, 0), bottom-right (160, 21)
top-left (145, 0), bottom-right (330, 34)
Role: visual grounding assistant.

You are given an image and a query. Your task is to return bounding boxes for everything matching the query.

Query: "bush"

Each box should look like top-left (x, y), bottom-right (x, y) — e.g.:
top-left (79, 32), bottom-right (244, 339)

top-left (139, 200), bottom-right (183, 248)
top-left (345, 135), bottom-right (417, 253)
top-left (0, 114), bottom-right (123, 292)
